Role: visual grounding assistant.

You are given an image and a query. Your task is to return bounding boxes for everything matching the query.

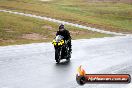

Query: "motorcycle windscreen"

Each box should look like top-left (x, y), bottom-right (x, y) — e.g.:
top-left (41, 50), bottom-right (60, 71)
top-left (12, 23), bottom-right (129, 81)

top-left (55, 35), bottom-right (64, 42)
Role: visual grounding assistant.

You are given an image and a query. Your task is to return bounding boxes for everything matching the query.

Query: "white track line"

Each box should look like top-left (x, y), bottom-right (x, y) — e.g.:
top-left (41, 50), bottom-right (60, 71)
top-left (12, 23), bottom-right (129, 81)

top-left (0, 9), bottom-right (131, 36)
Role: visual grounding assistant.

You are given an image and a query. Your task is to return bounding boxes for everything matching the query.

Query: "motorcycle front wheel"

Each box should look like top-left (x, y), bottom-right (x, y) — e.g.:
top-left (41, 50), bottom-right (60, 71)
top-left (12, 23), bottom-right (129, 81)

top-left (55, 48), bottom-right (61, 63)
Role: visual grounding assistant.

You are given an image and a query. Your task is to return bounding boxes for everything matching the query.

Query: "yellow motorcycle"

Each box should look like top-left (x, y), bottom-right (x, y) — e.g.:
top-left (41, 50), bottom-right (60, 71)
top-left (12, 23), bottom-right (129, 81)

top-left (52, 35), bottom-right (71, 63)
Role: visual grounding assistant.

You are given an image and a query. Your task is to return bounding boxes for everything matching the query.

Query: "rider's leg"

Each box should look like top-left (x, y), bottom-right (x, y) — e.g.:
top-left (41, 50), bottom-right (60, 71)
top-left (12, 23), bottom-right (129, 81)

top-left (68, 40), bottom-right (72, 53)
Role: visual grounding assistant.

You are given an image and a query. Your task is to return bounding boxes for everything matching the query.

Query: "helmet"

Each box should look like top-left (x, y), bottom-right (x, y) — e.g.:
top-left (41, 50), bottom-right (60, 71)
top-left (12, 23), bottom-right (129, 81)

top-left (59, 24), bottom-right (64, 30)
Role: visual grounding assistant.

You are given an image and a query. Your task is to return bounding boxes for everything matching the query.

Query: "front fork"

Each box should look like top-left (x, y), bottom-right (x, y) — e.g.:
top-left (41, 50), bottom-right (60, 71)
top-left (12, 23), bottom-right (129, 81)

top-left (55, 46), bottom-right (62, 59)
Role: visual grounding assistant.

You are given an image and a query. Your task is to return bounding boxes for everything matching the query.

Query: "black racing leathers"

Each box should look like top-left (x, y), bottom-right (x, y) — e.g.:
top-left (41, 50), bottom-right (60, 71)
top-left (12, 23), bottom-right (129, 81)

top-left (56, 29), bottom-right (72, 52)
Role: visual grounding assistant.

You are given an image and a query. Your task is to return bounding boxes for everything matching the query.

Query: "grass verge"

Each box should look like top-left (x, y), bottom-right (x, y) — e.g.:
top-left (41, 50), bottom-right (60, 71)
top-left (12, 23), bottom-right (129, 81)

top-left (0, 0), bottom-right (131, 33)
top-left (0, 12), bottom-right (110, 46)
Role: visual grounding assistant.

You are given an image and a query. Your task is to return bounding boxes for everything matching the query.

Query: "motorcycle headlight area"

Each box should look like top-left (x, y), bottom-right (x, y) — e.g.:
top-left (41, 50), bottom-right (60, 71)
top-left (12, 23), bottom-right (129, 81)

top-left (52, 40), bottom-right (64, 46)
top-left (58, 40), bottom-right (64, 46)
top-left (52, 40), bottom-right (57, 46)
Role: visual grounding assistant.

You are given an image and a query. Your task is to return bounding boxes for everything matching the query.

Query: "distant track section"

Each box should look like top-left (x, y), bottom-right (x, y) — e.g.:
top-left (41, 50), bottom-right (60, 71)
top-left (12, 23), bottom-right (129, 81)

top-left (0, 9), bottom-right (130, 36)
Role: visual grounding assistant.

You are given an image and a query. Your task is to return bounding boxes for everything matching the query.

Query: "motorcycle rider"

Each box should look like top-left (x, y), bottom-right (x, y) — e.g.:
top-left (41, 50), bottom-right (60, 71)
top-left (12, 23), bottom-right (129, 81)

top-left (56, 24), bottom-right (72, 54)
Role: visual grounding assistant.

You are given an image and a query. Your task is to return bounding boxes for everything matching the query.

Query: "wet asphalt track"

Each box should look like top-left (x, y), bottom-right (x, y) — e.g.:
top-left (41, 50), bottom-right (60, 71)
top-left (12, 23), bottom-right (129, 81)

top-left (0, 36), bottom-right (132, 88)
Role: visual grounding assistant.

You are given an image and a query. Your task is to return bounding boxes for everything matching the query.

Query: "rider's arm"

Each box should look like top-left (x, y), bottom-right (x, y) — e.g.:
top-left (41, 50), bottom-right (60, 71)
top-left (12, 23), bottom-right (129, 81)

top-left (56, 31), bottom-right (60, 36)
top-left (66, 30), bottom-right (71, 40)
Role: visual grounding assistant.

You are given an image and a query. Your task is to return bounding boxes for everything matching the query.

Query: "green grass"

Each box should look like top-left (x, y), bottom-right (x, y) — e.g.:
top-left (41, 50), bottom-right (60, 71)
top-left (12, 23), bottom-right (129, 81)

top-left (0, 0), bottom-right (131, 33)
top-left (0, 12), bottom-right (110, 46)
